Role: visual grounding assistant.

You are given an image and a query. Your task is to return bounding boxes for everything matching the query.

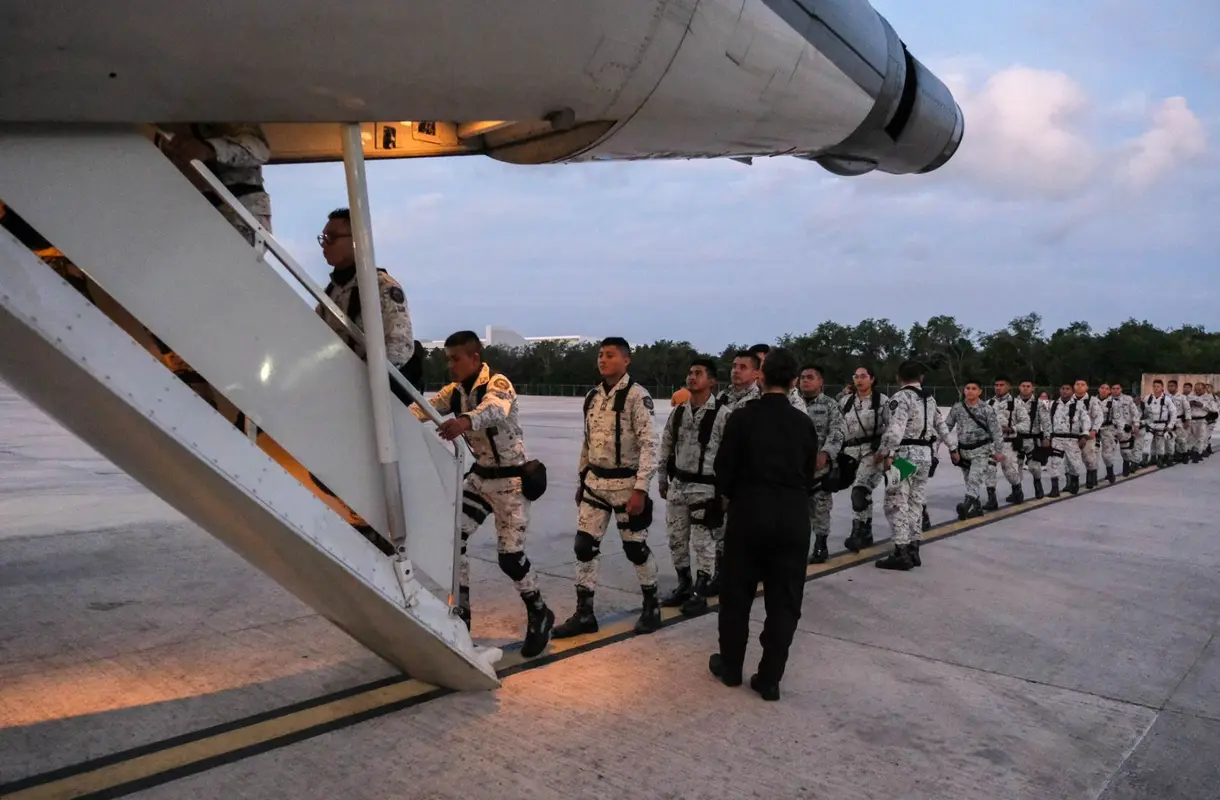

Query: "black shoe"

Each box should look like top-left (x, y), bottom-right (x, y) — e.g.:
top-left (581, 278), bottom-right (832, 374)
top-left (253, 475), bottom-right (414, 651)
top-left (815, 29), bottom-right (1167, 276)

top-left (1048, 478), bottom-right (1061, 498)
top-left (921, 506), bottom-right (931, 531)
top-left (1106, 467), bottom-right (1116, 485)
top-left (661, 567), bottom-right (692, 607)
top-left (1066, 475), bottom-right (1079, 495)
top-left (708, 653), bottom-right (742, 687)
top-left (519, 592), bottom-right (554, 658)
top-left (1034, 478), bottom-right (1045, 499)
top-left (706, 553), bottom-right (723, 597)
top-left (1085, 469), bottom-right (1097, 490)
top-left (1008, 484), bottom-right (1024, 505)
top-left (634, 585), bottom-right (661, 634)
top-left (876, 543), bottom-right (915, 571)
top-left (910, 540), bottom-right (922, 567)
top-left (983, 488), bottom-right (999, 511)
top-left (861, 519), bottom-right (875, 548)
top-left (552, 587), bottom-right (598, 639)
top-left (680, 572), bottom-right (711, 616)
top-left (1122, 461), bottom-right (1131, 478)
top-left (957, 496), bottom-right (983, 520)
top-left (749, 673), bottom-right (780, 701)
top-left (809, 535), bottom-right (829, 564)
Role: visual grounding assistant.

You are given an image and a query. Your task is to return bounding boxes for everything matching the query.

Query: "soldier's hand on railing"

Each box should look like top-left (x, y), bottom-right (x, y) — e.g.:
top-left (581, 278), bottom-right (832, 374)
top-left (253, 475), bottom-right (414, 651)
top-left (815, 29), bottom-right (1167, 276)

top-left (437, 416), bottom-right (472, 441)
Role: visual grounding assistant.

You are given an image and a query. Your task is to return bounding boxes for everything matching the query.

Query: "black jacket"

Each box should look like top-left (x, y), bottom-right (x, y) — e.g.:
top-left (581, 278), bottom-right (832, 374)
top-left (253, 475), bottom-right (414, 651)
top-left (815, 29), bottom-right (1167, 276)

top-left (714, 392), bottom-right (819, 501)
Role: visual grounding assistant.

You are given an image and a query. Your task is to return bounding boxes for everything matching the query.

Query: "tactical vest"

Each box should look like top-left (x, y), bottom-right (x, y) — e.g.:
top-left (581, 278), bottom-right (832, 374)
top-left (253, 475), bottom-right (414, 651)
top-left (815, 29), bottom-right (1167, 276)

top-left (584, 378), bottom-right (637, 475)
top-left (665, 399), bottom-right (720, 485)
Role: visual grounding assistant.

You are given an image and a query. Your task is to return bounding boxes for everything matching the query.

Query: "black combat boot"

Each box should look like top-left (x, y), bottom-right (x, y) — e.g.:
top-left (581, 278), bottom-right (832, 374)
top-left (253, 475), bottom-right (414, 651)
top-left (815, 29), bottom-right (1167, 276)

top-left (1066, 475), bottom-right (1079, 495)
top-left (1122, 460), bottom-right (1131, 478)
top-left (861, 518), bottom-right (875, 548)
top-left (956, 496), bottom-right (984, 520)
top-left (875, 543), bottom-right (915, 571)
top-left (661, 567), bottom-right (693, 607)
top-left (680, 571), bottom-right (711, 616)
top-left (552, 587), bottom-right (597, 639)
top-left (706, 553), bottom-right (724, 596)
top-left (519, 591), bottom-right (555, 658)
top-left (910, 539), bottom-right (922, 567)
top-left (1192, 451), bottom-right (1203, 464)
top-left (1008, 484), bottom-right (1025, 504)
top-left (809, 535), bottom-right (830, 565)
top-left (635, 585), bottom-right (662, 634)
top-left (1085, 469), bottom-right (1097, 490)
top-left (921, 506), bottom-right (932, 531)
top-left (845, 519), bottom-right (868, 553)
top-left (1105, 466), bottom-right (1116, 485)
top-left (1034, 478), bottom-right (1045, 499)
top-left (1048, 478), bottom-right (1061, 498)
top-left (454, 586), bottom-right (472, 631)
top-left (983, 488), bottom-right (999, 511)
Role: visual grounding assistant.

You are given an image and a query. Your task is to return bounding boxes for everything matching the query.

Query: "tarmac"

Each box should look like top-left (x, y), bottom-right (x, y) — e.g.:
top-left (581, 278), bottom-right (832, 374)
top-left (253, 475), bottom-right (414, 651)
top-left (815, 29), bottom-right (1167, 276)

top-left (2, 384), bottom-right (1219, 799)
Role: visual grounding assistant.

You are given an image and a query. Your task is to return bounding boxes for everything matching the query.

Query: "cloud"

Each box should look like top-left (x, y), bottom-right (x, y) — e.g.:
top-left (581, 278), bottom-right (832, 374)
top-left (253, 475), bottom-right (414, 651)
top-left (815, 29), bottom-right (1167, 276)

top-left (1119, 97), bottom-right (1208, 188)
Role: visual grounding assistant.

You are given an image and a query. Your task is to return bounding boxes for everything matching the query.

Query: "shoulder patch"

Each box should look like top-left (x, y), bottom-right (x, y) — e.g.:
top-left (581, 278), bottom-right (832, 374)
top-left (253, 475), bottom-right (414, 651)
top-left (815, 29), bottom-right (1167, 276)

top-left (889, 399), bottom-right (899, 411)
top-left (642, 395), bottom-right (654, 411)
top-left (387, 285), bottom-right (405, 304)
top-left (490, 375), bottom-right (511, 392)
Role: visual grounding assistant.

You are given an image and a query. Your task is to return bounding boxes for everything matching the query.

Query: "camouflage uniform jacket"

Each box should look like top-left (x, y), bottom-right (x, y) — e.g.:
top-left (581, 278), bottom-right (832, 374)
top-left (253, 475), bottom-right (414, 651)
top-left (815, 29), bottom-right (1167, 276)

top-left (317, 265), bottom-right (413, 367)
top-left (581, 373), bottom-right (657, 493)
top-left (658, 393), bottom-right (731, 502)
top-left (414, 363), bottom-right (526, 469)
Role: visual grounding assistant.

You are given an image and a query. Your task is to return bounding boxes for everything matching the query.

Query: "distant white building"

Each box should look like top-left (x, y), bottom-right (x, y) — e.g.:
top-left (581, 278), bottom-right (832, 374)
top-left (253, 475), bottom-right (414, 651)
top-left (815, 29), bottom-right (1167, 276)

top-left (420, 325), bottom-right (595, 351)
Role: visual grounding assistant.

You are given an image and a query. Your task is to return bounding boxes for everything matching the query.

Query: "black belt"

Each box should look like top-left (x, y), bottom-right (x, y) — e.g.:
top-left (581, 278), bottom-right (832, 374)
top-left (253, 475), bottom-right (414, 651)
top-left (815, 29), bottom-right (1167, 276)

top-left (1051, 433), bottom-right (1081, 439)
top-left (470, 463), bottom-right (525, 480)
top-left (959, 439), bottom-right (991, 450)
top-left (587, 465), bottom-right (638, 480)
top-left (670, 468), bottom-right (717, 486)
top-left (844, 437), bottom-right (874, 448)
top-left (899, 438), bottom-right (932, 447)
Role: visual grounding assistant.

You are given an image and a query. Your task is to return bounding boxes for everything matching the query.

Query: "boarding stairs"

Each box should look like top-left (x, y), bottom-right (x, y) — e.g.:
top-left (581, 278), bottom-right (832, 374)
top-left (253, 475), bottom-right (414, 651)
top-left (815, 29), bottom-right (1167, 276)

top-left (0, 124), bottom-right (500, 691)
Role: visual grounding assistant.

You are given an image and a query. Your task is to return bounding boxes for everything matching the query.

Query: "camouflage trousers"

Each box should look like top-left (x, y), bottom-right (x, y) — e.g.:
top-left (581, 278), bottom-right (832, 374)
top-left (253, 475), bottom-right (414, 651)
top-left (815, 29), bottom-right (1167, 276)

top-left (1191, 419), bottom-right (1209, 453)
top-left (992, 440), bottom-right (1022, 487)
top-left (1019, 438), bottom-right (1043, 480)
top-left (1117, 430), bottom-right (1140, 464)
top-left (461, 473), bottom-right (539, 596)
top-left (845, 444), bottom-right (883, 522)
top-left (576, 481), bottom-right (658, 591)
top-left (1080, 436), bottom-right (1099, 470)
top-left (665, 494), bottom-right (717, 576)
top-left (1147, 428), bottom-right (1172, 458)
top-left (883, 456), bottom-right (931, 546)
top-left (1174, 423), bottom-right (1190, 455)
top-left (958, 445), bottom-right (995, 499)
top-left (1049, 436), bottom-right (1086, 478)
top-left (1099, 428), bottom-right (1121, 469)
top-left (808, 486), bottom-right (833, 537)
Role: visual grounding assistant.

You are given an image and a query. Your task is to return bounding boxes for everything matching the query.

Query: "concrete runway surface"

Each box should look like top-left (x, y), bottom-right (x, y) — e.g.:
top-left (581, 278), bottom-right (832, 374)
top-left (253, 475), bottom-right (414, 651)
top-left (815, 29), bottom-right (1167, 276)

top-left (2, 386), bottom-right (1218, 799)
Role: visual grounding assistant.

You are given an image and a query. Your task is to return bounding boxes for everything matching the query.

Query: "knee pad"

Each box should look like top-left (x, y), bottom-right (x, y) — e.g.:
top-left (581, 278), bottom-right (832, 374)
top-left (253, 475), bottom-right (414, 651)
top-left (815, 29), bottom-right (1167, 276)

top-left (622, 539), bottom-right (652, 566)
top-left (497, 550), bottom-right (531, 581)
top-left (574, 531), bottom-right (601, 562)
top-left (850, 485), bottom-right (869, 513)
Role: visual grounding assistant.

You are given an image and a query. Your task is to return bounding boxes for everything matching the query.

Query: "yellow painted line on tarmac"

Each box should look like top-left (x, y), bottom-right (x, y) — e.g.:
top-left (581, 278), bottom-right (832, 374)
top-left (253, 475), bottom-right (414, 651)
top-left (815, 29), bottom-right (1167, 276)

top-left (2, 467), bottom-right (1160, 800)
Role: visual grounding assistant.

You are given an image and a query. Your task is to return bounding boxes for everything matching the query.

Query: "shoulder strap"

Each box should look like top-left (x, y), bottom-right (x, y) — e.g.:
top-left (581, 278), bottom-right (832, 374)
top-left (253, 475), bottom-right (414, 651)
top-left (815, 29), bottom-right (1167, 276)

top-left (695, 400), bottom-right (719, 473)
top-left (583, 388), bottom-right (598, 416)
top-left (665, 404), bottom-right (685, 477)
top-left (613, 378), bottom-right (635, 466)
top-left (962, 402), bottom-right (987, 432)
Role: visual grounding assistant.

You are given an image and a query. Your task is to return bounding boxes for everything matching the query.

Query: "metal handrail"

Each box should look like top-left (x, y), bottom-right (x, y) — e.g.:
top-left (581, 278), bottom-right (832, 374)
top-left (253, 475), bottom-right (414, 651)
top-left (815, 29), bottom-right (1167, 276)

top-left (189, 159), bottom-right (467, 607)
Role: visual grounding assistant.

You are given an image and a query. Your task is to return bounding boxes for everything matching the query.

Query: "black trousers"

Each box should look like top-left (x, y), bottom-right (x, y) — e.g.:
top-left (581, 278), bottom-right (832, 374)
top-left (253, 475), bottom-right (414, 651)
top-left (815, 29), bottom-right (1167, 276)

top-left (717, 486), bottom-right (811, 685)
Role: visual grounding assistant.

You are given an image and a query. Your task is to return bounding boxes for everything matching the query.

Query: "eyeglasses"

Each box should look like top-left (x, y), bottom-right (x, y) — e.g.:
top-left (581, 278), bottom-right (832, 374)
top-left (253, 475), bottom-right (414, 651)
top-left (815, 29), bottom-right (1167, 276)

top-left (317, 233), bottom-right (351, 245)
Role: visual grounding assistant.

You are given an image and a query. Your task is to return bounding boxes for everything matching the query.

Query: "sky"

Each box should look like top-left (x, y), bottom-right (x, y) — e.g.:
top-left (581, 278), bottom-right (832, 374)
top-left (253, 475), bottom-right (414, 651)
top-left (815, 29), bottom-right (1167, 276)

top-left (262, 0), bottom-right (1219, 353)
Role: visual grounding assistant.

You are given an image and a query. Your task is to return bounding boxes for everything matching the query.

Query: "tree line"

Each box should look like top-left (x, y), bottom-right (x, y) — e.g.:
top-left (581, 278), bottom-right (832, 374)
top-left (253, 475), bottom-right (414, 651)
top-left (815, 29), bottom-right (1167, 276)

top-left (422, 314), bottom-right (1220, 400)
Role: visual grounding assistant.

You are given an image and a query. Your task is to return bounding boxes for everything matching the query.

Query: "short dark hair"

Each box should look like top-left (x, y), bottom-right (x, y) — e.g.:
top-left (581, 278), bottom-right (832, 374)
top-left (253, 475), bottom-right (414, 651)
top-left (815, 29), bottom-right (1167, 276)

top-left (748, 343), bottom-right (771, 357)
top-left (994, 375), bottom-right (1011, 384)
top-left (732, 350), bottom-right (761, 370)
top-left (600, 336), bottom-right (631, 356)
top-left (328, 207), bottom-right (351, 222)
top-left (1153, 379), bottom-right (1164, 385)
top-left (761, 348), bottom-right (798, 389)
top-left (897, 360), bottom-right (925, 382)
top-left (444, 330), bottom-right (483, 354)
top-left (964, 380), bottom-right (982, 390)
top-left (800, 364), bottom-right (825, 379)
top-left (691, 358), bottom-right (717, 379)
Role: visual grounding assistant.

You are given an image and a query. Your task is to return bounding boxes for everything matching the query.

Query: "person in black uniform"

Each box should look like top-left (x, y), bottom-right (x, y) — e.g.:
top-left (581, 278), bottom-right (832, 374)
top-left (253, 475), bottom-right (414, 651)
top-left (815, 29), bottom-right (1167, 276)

top-left (708, 348), bottom-right (818, 701)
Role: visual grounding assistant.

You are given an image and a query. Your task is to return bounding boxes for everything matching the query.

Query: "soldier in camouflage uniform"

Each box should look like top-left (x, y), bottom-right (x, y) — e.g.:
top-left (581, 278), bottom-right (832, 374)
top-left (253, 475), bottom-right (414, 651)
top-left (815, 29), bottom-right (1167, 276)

top-left (1167, 381), bottom-right (1191, 464)
top-left (157, 123), bottom-right (272, 245)
top-left (1109, 382), bottom-right (1140, 477)
top-left (658, 359), bottom-right (731, 616)
top-left (798, 364), bottom-right (846, 564)
top-left (841, 367), bottom-right (890, 552)
top-left (554, 337), bottom-right (662, 638)
top-left (1186, 385), bottom-right (1215, 462)
top-left (1072, 380), bottom-right (1104, 488)
top-left (944, 381), bottom-right (1004, 519)
top-left (1096, 384), bottom-right (1122, 484)
top-left (317, 208), bottom-right (414, 366)
top-left (1043, 384), bottom-right (1090, 494)
top-left (745, 344), bottom-right (806, 412)
top-left (1015, 380), bottom-right (1047, 499)
top-left (875, 361), bottom-right (952, 570)
top-left (411, 331), bottom-right (554, 657)
top-left (988, 377), bottom-right (1027, 507)
top-left (1142, 380), bottom-right (1178, 467)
